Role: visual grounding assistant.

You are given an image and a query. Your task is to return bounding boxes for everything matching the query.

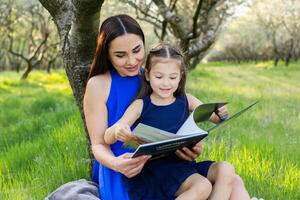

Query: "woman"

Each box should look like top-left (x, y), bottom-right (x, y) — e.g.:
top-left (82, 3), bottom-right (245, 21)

top-left (83, 14), bottom-right (250, 200)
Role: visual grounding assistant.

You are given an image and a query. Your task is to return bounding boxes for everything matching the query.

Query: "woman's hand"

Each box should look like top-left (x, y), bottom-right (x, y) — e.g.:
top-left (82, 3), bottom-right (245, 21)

top-left (114, 123), bottom-right (137, 142)
top-left (175, 142), bottom-right (203, 161)
top-left (113, 153), bottom-right (151, 178)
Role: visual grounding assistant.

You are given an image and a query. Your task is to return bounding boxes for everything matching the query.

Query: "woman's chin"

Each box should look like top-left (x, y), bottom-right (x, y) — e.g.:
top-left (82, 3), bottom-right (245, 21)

top-left (125, 66), bottom-right (140, 76)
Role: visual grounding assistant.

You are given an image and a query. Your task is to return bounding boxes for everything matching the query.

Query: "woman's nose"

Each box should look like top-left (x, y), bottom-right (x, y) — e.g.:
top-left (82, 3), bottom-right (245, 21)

top-left (127, 54), bottom-right (136, 66)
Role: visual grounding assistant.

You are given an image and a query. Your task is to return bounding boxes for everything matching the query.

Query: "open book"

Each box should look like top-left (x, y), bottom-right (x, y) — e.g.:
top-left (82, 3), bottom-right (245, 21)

top-left (124, 101), bottom-right (258, 159)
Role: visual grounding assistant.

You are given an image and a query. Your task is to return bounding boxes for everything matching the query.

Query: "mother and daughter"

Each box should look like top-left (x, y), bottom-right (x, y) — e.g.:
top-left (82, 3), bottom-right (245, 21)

top-left (84, 14), bottom-right (250, 200)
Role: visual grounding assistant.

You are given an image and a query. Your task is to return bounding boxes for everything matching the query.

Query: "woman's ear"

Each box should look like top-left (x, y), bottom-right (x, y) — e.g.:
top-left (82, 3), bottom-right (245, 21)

top-left (145, 69), bottom-right (150, 81)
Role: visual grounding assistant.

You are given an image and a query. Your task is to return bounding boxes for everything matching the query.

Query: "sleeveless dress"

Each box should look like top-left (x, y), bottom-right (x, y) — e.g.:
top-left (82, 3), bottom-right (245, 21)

top-left (124, 95), bottom-right (200, 200)
top-left (92, 68), bottom-right (141, 200)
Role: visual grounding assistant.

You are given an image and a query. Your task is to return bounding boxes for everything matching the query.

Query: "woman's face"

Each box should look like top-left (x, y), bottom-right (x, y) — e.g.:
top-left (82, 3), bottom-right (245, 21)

top-left (108, 33), bottom-right (145, 76)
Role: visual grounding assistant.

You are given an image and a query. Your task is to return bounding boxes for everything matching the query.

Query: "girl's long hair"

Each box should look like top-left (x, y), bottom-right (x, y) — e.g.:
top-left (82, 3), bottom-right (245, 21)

top-left (137, 43), bottom-right (188, 99)
top-left (88, 14), bottom-right (145, 80)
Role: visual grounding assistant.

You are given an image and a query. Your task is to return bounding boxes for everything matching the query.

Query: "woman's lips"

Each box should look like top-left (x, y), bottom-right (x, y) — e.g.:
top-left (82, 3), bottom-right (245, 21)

top-left (125, 64), bottom-right (139, 72)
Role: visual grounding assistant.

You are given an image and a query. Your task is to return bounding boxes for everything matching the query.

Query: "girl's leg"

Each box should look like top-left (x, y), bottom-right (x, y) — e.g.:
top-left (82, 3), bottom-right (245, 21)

top-left (175, 173), bottom-right (212, 200)
top-left (229, 175), bottom-right (250, 200)
top-left (206, 161), bottom-right (236, 200)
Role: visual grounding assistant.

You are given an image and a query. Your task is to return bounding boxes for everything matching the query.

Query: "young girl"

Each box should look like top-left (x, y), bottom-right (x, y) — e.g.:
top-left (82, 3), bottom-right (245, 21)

top-left (104, 43), bottom-right (250, 200)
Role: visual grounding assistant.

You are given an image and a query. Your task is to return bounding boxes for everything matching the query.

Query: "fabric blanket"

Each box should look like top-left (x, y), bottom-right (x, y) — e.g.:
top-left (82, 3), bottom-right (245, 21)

top-left (45, 179), bottom-right (100, 200)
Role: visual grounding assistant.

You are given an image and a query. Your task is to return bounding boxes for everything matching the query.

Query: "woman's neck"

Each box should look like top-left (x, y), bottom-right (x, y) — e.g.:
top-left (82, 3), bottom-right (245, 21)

top-left (150, 93), bottom-right (176, 106)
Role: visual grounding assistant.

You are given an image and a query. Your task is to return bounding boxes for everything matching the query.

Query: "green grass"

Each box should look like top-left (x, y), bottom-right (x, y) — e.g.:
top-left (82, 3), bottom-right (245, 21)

top-left (0, 71), bottom-right (90, 199)
top-left (0, 62), bottom-right (300, 199)
top-left (189, 62), bottom-right (300, 199)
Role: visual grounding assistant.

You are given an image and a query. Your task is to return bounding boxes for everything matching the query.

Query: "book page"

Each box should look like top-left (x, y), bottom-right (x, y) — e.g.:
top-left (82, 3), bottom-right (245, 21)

top-left (176, 102), bottom-right (226, 136)
top-left (176, 112), bottom-right (207, 136)
top-left (132, 123), bottom-right (178, 142)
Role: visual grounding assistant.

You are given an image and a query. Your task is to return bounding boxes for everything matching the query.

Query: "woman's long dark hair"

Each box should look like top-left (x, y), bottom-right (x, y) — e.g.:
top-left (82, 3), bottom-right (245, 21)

top-left (137, 43), bottom-right (188, 99)
top-left (88, 14), bottom-right (145, 80)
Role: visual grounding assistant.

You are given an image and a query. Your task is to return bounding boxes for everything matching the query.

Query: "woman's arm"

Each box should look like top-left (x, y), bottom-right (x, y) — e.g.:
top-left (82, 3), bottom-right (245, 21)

top-left (84, 74), bottom-right (115, 168)
top-left (104, 99), bottom-right (143, 144)
top-left (84, 75), bottom-right (149, 178)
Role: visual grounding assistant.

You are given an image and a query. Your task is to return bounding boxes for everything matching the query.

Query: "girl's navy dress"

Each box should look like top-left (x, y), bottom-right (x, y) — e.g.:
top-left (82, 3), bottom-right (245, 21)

top-left (124, 95), bottom-right (211, 200)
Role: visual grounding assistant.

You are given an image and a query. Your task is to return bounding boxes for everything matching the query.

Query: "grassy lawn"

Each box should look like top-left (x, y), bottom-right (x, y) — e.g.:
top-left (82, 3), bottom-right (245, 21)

top-left (0, 62), bottom-right (299, 199)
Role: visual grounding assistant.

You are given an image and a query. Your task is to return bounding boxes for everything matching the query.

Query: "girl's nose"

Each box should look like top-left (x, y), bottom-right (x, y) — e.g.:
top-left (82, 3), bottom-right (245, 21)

top-left (162, 78), bottom-right (170, 86)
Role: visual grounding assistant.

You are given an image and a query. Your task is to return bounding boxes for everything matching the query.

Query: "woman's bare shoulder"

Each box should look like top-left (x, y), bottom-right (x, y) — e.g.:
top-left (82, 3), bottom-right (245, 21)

top-left (85, 72), bottom-right (111, 101)
top-left (86, 72), bottom-right (110, 88)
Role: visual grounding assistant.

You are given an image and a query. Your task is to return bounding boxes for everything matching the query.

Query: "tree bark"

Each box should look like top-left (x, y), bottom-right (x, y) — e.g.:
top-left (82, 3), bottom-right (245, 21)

top-left (125, 0), bottom-right (229, 70)
top-left (38, 0), bottom-right (105, 177)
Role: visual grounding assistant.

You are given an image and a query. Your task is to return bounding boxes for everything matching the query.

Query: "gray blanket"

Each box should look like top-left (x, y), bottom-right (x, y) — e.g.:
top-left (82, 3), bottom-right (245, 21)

top-left (45, 179), bottom-right (100, 200)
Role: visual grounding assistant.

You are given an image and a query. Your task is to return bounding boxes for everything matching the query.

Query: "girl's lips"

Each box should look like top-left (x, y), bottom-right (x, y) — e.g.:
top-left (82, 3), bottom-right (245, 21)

top-left (159, 88), bottom-right (171, 92)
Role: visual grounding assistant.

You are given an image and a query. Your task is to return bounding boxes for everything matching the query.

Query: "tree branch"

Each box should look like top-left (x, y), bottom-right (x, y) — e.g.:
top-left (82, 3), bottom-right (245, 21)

top-left (125, 0), bottom-right (163, 24)
top-left (192, 0), bottom-right (204, 38)
top-left (8, 34), bottom-right (27, 61)
top-left (152, 0), bottom-right (187, 39)
top-left (188, 30), bottom-right (215, 57)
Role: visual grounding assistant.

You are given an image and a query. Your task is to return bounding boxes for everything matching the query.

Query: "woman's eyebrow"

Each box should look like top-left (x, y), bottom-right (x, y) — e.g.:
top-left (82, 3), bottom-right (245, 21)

top-left (113, 44), bottom-right (141, 54)
top-left (113, 50), bottom-right (125, 54)
top-left (132, 44), bottom-right (141, 51)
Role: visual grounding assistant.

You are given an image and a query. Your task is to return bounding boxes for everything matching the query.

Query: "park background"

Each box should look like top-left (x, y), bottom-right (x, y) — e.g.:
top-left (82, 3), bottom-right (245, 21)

top-left (0, 0), bottom-right (299, 199)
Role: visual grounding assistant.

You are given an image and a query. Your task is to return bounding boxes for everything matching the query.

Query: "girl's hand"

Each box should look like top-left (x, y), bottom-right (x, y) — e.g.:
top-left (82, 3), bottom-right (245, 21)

top-left (113, 153), bottom-right (151, 178)
top-left (216, 105), bottom-right (229, 121)
top-left (175, 142), bottom-right (203, 161)
top-left (114, 123), bottom-right (137, 142)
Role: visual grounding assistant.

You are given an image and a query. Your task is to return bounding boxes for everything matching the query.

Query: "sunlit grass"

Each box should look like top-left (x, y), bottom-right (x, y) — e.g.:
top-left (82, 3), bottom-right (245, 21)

top-left (0, 70), bottom-right (89, 199)
top-left (191, 62), bottom-right (300, 199)
top-left (1, 63), bottom-right (300, 199)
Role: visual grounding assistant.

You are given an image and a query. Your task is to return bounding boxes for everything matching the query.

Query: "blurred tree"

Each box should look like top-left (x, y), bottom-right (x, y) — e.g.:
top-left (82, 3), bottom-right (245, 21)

top-left (281, 0), bottom-right (300, 66)
top-left (252, 0), bottom-right (300, 66)
top-left (121, 0), bottom-right (245, 69)
top-left (205, 0), bottom-right (300, 66)
top-left (0, 0), bottom-right (61, 77)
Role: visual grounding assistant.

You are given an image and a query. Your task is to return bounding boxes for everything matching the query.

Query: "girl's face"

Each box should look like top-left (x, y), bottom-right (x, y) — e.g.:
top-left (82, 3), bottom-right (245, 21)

top-left (108, 33), bottom-right (145, 76)
top-left (146, 58), bottom-right (181, 101)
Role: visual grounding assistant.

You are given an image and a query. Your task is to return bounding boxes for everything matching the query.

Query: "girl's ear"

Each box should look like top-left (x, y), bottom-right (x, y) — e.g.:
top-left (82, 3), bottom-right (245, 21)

top-left (145, 69), bottom-right (150, 81)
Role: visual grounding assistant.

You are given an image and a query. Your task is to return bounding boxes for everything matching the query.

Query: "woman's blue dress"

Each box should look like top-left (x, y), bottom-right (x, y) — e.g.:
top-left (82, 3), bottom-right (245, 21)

top-left (92, 68), bottom-right (141, 200)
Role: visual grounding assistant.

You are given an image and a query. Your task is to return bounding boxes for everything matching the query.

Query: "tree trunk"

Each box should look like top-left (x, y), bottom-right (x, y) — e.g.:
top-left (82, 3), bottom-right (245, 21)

top-left (274, 57), bottom-right (279, 66)
top-left (285, 57), bottom-right (290, 67)
top-left (38, 0), bottom-right (105, 177)
top-left (285, 39), bottom-right (294, 67)
top-left (21, 63), bottom-right (33, 79)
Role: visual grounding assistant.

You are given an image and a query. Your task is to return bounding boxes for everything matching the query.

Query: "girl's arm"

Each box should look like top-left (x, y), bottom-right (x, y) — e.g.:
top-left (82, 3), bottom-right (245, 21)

top-left (104, 99), bottom-right (143, 144)
top-left (186, 93), bottom-right (226, 124)
top-left (84, 75), bottom-right (149, 178)
top-left (175, 93), bottom-right (227, 161)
